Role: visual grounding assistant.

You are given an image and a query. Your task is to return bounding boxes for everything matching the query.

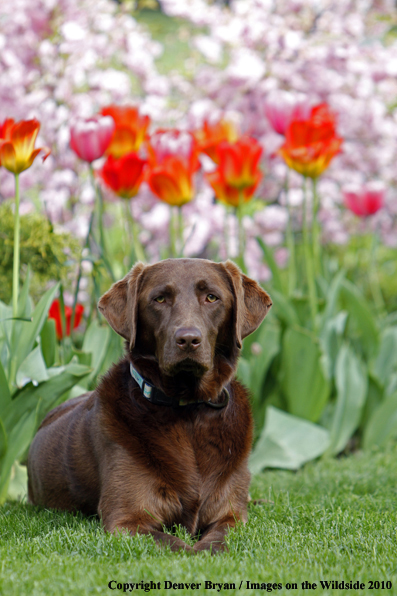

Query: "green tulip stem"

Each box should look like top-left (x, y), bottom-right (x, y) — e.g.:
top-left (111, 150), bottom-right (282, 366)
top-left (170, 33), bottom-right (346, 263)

top-left (312, 177), bottom-right (322, 277)
top-left (177, 206), bottom-right (184, 258)
top-left (122, 201), bottom-right (133, 268)
top-left (169, 208), bottom-right (176, 258)
top-left (369, 222), bottom-right (386, 317)
top-left (236, 190), bottom-right (246, 271)
top-left (303, 177), bottom-right (318, 330)
top-left (223, 205), bottom-right (230, 256)
top-left (12, 174), bottom-right (20, 318)
top-left (127, 202), bottom-right (146, 263)
top-left (284, 169), bottom-right (297, 296)
top-left (89, 164), bottom-right (114, 282)
top-left (71, 209), bottom-right (95, 335)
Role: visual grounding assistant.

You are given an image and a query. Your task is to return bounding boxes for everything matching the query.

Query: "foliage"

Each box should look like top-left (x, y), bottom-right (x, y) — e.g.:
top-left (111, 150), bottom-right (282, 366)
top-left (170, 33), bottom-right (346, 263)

top-left (0, 203), bottom-right (80, 304)
top-left (1, 441), bottom-right (397, 595)
top-left (239, 253), bottom-right (397, 472)
top-left (0, 278), bottom-right (92, 503)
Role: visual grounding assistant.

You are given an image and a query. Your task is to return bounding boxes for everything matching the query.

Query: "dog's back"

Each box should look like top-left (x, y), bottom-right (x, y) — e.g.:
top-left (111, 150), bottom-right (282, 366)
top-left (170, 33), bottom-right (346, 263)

top-left (28, 393), bottom-right (101, 515)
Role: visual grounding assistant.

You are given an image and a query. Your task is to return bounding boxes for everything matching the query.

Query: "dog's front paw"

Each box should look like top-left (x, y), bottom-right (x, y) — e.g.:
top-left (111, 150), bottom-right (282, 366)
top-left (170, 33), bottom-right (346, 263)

top-left (152, 531), bottom-right (194, 553)
top-left (193, 540), bottom-right (228, 554)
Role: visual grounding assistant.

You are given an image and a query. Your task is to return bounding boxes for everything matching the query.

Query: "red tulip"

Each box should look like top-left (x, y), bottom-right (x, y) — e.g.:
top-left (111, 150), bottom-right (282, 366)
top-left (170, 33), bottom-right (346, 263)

top-left (99, 153), bottom-right (147, 199)
top-left (0, 118), bottom-right (15, 145)
top-left (101, 105), bottom-right (150, 158)
top-left (48, 300), bottom-right (84, 340)
top-left (0, 118), bottom-right (50, 174)
top-left (343, 182), bottom-right (385, 217)
top-left (278, 103), bottom-right (343, 178)
top-left (146, 130), bottom-right (199, 207)
top-left (70, 116), bottom-right (115, 163)
top-left (193, 119), bottom-right (238, 164)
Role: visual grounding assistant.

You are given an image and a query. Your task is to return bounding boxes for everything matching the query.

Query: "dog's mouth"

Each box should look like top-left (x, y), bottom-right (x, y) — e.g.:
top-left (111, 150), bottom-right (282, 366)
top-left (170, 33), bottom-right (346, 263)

top-left (166, 357), bottom-right (209, 378)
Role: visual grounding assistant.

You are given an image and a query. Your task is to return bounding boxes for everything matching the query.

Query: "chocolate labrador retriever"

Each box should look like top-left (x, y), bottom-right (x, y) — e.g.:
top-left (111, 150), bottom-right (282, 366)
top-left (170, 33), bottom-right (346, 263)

top-left (28, 258), bottom-right (272, 553)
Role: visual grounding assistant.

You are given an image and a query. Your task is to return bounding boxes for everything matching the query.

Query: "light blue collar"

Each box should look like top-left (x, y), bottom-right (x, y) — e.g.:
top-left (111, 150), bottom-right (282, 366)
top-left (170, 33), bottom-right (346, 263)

top-left (129, 362), bottom-right (230, 409)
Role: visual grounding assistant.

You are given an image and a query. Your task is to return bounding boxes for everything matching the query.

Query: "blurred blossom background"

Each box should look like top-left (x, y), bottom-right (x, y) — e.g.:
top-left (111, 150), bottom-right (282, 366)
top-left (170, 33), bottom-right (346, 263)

top-left (1, 0), bottom-right (397, 296)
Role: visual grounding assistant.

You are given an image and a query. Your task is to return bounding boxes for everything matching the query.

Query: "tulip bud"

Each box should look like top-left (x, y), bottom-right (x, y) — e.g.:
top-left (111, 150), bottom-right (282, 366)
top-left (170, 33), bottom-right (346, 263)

top-left (70, 116), bottom-right (115, 163)
top-left (343, 181), bottom-right (385, 217)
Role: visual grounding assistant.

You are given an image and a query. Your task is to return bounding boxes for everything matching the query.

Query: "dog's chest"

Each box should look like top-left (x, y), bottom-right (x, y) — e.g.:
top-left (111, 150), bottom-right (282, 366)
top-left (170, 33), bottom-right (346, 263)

top-left (148, 414), bottom-right (240, 532)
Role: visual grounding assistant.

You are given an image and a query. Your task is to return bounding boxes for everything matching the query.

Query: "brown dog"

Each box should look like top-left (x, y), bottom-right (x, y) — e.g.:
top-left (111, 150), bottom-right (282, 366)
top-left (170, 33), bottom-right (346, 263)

top-left (27, 258), bottom-right (271, 553)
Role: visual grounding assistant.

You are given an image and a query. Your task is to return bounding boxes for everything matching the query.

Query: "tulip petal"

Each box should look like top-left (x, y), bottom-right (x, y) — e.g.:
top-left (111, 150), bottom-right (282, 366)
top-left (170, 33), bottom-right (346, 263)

top-left (147, 159), bottom-right (194, 207)
top-left (0, 142), bottom-right (17, 173)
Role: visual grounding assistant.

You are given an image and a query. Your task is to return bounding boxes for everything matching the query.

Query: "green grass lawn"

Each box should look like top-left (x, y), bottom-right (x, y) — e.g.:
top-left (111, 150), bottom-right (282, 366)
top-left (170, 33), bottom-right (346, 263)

top-left (1, 442), bottom-right (397, 596)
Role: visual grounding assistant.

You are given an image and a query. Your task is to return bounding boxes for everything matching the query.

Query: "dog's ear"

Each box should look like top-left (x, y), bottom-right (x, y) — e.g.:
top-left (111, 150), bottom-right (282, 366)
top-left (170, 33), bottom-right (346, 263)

top-left (98, 262), bottom-right (146, 349)
top-left (221, 260), bottom-right (272, 349)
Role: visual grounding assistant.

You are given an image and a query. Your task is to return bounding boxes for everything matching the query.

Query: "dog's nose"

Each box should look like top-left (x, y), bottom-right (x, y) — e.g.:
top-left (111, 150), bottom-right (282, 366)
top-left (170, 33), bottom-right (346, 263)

top-left (175, 327), bottom-right (202, 351)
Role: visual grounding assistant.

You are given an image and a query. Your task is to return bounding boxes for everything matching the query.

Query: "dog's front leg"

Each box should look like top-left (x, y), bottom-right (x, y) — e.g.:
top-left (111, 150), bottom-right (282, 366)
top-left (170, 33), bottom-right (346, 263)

top-left (194, 513), bottom-right (238, 554)
top-left (102, 513), bottom-right (193, 553)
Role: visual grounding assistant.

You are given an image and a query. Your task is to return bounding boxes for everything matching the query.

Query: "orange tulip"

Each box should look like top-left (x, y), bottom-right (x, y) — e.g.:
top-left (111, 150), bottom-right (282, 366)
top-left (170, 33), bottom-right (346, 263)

top-left (216, 136), bottom-right (263, 190)
top-left (205, 169), bottom-right (259, 207)
top-left (99, 153), bottom-right (147, 199)
top-left (194, 119), bottom-right (238, 164)
top-left (146, 130), bottom-right (199, 207)
top-left (0, 118), bottom-right (50, 174)
top-left (278, 104), bottom-right (343, 178)
top-left (101, 105), bottom-right (150, 158)
top-left (146, 157), bottom-right (195, 207)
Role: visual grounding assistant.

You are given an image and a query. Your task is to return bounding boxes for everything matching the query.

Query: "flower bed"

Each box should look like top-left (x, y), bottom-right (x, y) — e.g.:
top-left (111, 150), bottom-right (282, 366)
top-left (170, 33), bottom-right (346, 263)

top-left (1, 0), bottom-right (397, 502)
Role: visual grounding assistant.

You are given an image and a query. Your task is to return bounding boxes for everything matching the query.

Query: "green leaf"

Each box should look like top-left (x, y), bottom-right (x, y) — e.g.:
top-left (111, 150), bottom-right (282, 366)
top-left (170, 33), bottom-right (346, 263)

top-left (249, 406), bottom-right (330, 473)
top-left (363, 391), bottom-right (397, 450)
top-left (0, 402), bottom-right (40, 504)
top-left (40, 318), bottom-right (56, 369)
top-left (326, 343), bottom-right (368, 456)
top-left (237, 357), bottom-right (250, 389)
top-left (0, 358), bottom-right (11, 411)
top-left (96, 328), bottom-right (123, 378)
top-left (10, 283), bottom-right (59, 383)
top-left (2, 360), bottom-right (90, 434)
top-left (0, 300), bottom-right (12, 350)
top-left (371, 327), bottom-right (397, 388)
top-left (68, 384), bottom-right (90, 399)
top-left (17, 266), bottom-right (32, 319)
top-left (360, 376), bottom-right (383, 432)
top-left (270, 289), bottom-right (300, 327)
top-left (7, 462), bottom-right (28, 502)
top-left (256, 237), bottom-right (284, 292)
top-left (280, 327), bottom-right (330, 422)
top-left (16, 345), bottom-right (49, 389)
top-left (319, 311), bottom-right (348, 380)
top-left (386, 373), bottom-right (397, 398)
top-left (322, 269), bottom-right (345, 324)
top-left (0, 416), bottom-right (7, 460)
top-left (79, 321), bottom-right (111, 389)
top-left (248, 322), bottom-right (281, 400)
top-left (340, 279), bottom-right (379, 358)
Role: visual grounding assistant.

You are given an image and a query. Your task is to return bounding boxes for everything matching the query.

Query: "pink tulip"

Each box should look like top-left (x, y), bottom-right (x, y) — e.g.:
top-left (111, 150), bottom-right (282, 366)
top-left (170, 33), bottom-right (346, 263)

top-left (343, 181), bottom-right (385, 217)
top-left (70, 116), bottom-right (115, 163)
top-left (264, 91), bottom-right (312, 136)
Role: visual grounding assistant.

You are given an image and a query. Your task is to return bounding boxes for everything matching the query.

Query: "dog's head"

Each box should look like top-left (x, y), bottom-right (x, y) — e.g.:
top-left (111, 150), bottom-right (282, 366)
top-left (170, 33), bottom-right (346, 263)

top-left (98, 258), bottom-right (271, 399)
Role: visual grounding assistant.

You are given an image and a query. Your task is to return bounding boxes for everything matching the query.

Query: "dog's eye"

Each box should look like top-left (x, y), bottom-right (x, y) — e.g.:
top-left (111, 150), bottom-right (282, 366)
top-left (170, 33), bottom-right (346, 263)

top-left (206, 294), bottom-right (218, 303)
top-left (154, 296), bottom-right (165, 303)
